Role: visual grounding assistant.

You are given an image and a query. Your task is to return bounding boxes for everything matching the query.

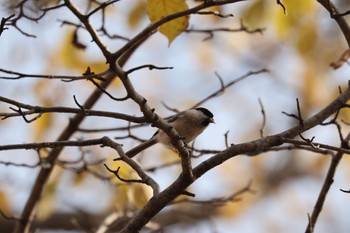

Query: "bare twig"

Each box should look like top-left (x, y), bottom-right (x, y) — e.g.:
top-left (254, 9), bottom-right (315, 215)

top-left (276, 0), bottom-right (287, 15)
top-left (9, 107), bottom-right (43, 123)
top-left (269, 144), bottom-right (335, 157)
top-left (282, 98), bottom-right (304, 126)
top-left (103, 137), bottom-right (160, 195)
top-left (305, 132), bottom-right (350, 233)
top-left (193, 69), bottom-right (268, 108)
top-left (0, 14), bottom-right (15, 36)
top-left (0, 160), bottom-right (40, 168)
top-left (86, 0), bottom-right (120, 18)
top-left (333, 10), bottom-right (350, 17)
top-left (144, 160), bottom-right (180, 172)
top-left (340, 188), bottom-right (350, 193)
top-left (283, 138), bottom-right (350, 155)
top-left (78, 122), bottom-right (149, 133)
top-left (186, 20), bottom-right (265, 41)
top-left (126, 65), bottom-right (173, 74)
top-left (195, 10), bottom-right (234, 18)
top-left (0, 209), bottom-right (21, 221)
top-left (0, 95), bottom-right (146, 123)
top-left (316, 0), bottom-right (350, 47)
top-left (89, 78), bottom-right (129, 101)
top-left (258, 98), bottom-right (266, 138)
top-left (0, 137), bottom-right (107, 151)
top-left (104, 165), bottom-right (146, 184)
top-left (0, 68), bottom-right (107, 82)
top-left (224, 131), bottom-right (231, 148)
top-left (171, 180), bottom-right (255, 206)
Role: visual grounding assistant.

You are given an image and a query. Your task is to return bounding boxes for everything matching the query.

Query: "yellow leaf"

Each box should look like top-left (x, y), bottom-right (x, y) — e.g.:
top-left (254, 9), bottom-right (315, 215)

top-left (36, 167), bottom-right (63, 220)
top-left (106, 157), bottom-right (152, 210)
top-left (106, 158), bottom-right (134, 184)
top-left (0, 190), bottom-right (11, 214)
top-left (128, 1), bottom-right (147, 28)
top-left (54, 30), bottom-right (108, 73)
top-left (36, 183), bottom-right (56, 221)
top-left (330, 49), bottom-right (350, 69)
top-left (33, 0), bottom-right (59, 7)
top-left (72, 171), bottom-right (88, 186)
top-left (57, 30), bottom-right (86, 70)
top-left (242, 0), bottom-right (267, 28)
top-left (273, 0), bottom-right (316, 39)
top-left (147, 0), bottom-right (189, 44)
top-left (127, 183), bottom-right (153, 209)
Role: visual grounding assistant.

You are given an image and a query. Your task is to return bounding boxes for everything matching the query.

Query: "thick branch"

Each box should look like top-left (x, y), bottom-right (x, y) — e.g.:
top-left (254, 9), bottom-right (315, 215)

top-left (305, 141), bottom-right (347, 233)
top-left (120, 84), bottom-right (350, 232)
top-left (317, 0), bottom-right (350, 47)
top-left (12, 71), bottom-right (119, 233)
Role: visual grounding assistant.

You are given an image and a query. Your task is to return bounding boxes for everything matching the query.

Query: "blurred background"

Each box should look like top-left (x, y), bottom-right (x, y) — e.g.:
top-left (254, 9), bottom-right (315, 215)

top-left (1, 0), bottom-right (350, 232)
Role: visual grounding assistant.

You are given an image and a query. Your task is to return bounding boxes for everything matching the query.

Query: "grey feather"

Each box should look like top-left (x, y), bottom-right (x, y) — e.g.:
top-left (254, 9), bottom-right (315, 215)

top-left (126, 108), bottom-right (214, 158)
top-left (125, 137), bottom-right (158, 158)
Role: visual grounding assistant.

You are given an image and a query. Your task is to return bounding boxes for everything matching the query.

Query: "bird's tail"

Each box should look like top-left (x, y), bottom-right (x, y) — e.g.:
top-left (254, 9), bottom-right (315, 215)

top-left (125, 138), bottom-right (157, 158)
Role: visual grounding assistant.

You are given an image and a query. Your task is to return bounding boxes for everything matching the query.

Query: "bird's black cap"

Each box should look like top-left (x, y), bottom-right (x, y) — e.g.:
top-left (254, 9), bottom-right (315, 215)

top-left (195, 107), bottom-right (214, 118)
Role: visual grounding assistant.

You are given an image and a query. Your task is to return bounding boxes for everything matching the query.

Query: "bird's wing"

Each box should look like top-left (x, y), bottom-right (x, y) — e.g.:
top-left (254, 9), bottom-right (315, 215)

top-left (167, 112), bottom-right (185, 123)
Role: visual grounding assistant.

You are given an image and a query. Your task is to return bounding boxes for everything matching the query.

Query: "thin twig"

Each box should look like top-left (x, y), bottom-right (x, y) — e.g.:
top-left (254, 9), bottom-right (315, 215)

top-left (282, 98), bottom-right (304, 126)
top-left (283, 138), bottom-right (350, 155)
top-left (102, 137), bottom-right (160, 195)
top-left (0, 95), bottom-right (146, 123)
top-left (171, 180), bottom-right (255, 206)
top-left (0, 209), bottom-right (21, 221)
top-left (258, 98), bottom-right (266, 138)
top-left (0, 137), bottom-right (107, 151)
top-left (104, 165), bottom-right (146, 184)
top-left (192, 69), bottom-right (268, 108)
top-left (89, 78), bottom-right (129, 101)
top-left (0, 14), bottom-right (15, 36)
top-left (186, 20), bottom-right (265, 41)
top-left (224, 131), bottom-right (231, 148)
top-left (276, 0), bottom-right (287, 15)
top-left (126, 65), bottom-right (173, 74)
top-left (195, 10), bottom-right (234, 18)
top-left (0, 68), bottom-right (107, 81)
top-left (305, 132), bottom-right (350, 233)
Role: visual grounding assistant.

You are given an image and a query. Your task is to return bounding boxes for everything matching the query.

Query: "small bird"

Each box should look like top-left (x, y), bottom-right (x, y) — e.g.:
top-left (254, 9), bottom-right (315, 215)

top-left (126, 108), bottom-right (214, 158)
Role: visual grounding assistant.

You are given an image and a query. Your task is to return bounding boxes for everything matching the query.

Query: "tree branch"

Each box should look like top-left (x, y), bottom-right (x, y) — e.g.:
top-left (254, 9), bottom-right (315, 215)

top-left (0, 68), bottom-right (107, 81)
top-left (119, 82), bottom-right (350, 232)
top-left (305, 132), bottom-right (350, 233)
top-left (0, 96), bottom-right (146, 123)
top-left (317, 0), bottom-right (350, 47)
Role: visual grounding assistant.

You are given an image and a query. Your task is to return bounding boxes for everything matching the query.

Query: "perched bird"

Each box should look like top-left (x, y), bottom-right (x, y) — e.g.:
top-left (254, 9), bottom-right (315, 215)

top-left (126, 108), bottom-right (214, 158)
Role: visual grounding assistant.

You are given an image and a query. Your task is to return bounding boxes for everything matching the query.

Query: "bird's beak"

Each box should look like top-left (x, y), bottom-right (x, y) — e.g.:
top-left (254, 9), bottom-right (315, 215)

top-left (210, 118), bottom-right (215, 124)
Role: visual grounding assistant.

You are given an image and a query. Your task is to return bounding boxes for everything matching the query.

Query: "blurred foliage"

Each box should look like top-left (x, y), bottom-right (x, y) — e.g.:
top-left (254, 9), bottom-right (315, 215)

top-left (127, 1), bottom-right (147, 29)
top-left (243, 0), bottom-right (345, 113)
top-left (55, 30), bottom-right (108, 73)
top-left (36, 167), bottom-right (61, 221)
top-left (0, 189), bottom-right (11, 214)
